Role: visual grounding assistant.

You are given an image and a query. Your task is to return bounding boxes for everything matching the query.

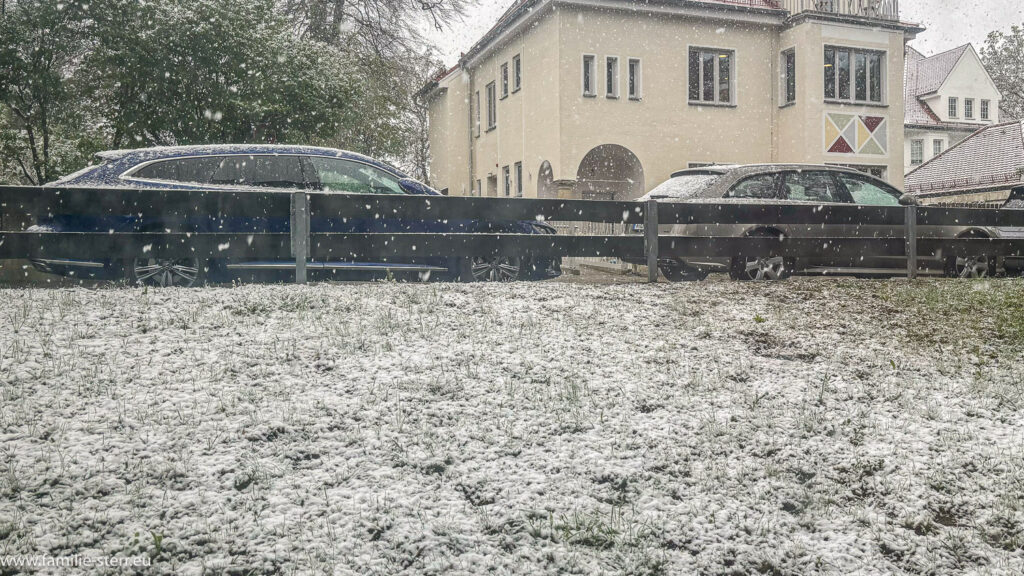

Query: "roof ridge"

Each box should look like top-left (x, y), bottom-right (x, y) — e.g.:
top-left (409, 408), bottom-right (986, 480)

top-left (918, 43), bottom-right (971, 61)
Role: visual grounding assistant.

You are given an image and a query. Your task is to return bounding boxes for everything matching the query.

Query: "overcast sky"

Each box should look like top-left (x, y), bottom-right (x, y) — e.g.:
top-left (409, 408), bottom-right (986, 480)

top-left (425, 0), bottom-right (1024, 65)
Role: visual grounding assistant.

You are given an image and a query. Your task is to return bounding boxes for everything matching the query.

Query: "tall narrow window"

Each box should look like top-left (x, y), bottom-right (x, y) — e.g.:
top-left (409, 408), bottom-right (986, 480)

top-left (948, 97), bottom-right (958, 118)
top-left (689, 48), bottom-right (734, 105)
top-left (981, 99), bottom-right (990, 120)
top-left (911, 140), bottom-right (923, 165)
top-left (500, 63), bottom-right (509, 99)
top-left (782, 49), bottom-right (796, 104)
top-left (606, 56), bottom-right (619, 98)
top-left (514, 162), bottom-right (523, 197)
top-left (474, 91), bottom-right (480, 137)
top-left (476, 179), bottom-right (482, 197)
top-left (502, 165), bottom-right (511, 197)
top-left (628, 58), bottom-right (641, 100)
top-left (486, 82), bottom-right (496, 129)
top-left (854, 52), bottom-right (867, 101)
top-left (824, 47), bottom-right (836, 99)
top-left (965, 98), bottom-right (974, 119)
top-left (582, 55), bottom-right (596, 96)
top-left (512, 54), bottom-right (521, 92)
top-left (837, 49), bottom-right (850, 100)
top-left (933, 139), bottom-right (944, 157)
top-left (824, 46), bottom-right (884, 104)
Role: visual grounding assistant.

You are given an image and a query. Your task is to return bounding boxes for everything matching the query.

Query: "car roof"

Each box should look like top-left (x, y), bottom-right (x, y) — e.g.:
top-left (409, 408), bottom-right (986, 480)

top-left (669, 163), bottom-right (870, 179)
top-left (94, 144), bottom-right (406, 177)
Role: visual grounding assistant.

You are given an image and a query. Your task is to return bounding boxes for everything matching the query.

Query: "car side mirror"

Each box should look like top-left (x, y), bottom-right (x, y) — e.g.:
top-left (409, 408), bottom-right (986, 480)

top-left (398, 178), bottom-right (436, 195)
top-left (898, 194), bottom-right (921, 207)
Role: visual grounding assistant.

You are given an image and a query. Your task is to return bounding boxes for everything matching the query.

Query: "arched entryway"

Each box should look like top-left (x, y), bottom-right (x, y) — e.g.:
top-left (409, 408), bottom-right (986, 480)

top-left (537, 161), bottom-right (556, 199)
top-left (575, 144), bottom-right (644, 201)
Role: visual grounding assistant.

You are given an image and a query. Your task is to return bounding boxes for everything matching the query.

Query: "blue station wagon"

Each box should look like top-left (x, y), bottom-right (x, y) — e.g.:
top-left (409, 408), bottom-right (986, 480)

top-left (30, 145), bottom-right (560, 286)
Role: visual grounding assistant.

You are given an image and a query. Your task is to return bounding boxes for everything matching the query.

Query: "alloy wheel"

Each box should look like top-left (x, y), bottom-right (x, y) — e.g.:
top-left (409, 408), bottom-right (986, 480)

top-left (954, 255), bottom-right (989, 279)
top-left (742, 256), bottom-right (787, 281)
top-left (470, 256), bottom-right (521, 282)
top-left (131, 257), bottom-right (202, 287)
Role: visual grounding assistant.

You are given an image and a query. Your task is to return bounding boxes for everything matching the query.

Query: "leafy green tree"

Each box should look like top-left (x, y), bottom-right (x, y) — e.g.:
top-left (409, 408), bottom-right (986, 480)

top-left (0, 0), bottom-right (99, 184)
top-left (981, 25), bottom-right (1024, 121)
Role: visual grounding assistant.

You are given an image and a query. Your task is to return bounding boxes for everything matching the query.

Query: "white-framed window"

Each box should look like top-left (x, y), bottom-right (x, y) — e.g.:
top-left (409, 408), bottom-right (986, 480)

top-left (948, 97), bottom-right (958, 118)
top-left (512, 54), bottom-right (521, 93)
top-left (689, 47), bottom-right (734, 105)
top-left (781, 49), bottom-right (796, 105)
top-left (582, 54), bottom-right (596, 97)
top-left (933, 139), bottom-right (944, 157)
top-left (486, 82), bottom-right (496, 130)
top-left (824, 46), bottom-right (884, 104)
top-left (606, 56), bottom-right (619, 98)
top-left (514, 162), bottom-right (523, 197)
top-left (502, 165), bottom-right (511, 197)
top-left (628, 58), bottom-right (642, 100)
top-left (981, 99), bottom-right (990, 120)
top-left (911, 140), bottom-right (924, 165)
top-left (474, 91), bottom-right (480, 137)
top-left (965, 98), bottom-right (974, 119)
top-left (500, 63), bottom-right (509, 99)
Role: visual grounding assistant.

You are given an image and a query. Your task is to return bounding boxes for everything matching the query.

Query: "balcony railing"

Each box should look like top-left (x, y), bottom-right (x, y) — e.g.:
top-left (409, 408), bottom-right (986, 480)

top-left (781, 0), bottom-right (900, 20)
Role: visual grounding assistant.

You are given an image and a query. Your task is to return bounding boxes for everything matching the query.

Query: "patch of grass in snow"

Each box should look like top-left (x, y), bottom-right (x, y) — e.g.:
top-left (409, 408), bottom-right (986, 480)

top-left (880, 279), bottom-right (1024, 349)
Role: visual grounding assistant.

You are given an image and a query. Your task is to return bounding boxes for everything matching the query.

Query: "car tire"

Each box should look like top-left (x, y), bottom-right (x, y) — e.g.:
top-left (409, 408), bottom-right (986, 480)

top-left (459, 256), bottom-right (523, 282)
top-left (126, 256), bottom-right (207, 288)
top-left (660, 264), bottom-right (709, 283)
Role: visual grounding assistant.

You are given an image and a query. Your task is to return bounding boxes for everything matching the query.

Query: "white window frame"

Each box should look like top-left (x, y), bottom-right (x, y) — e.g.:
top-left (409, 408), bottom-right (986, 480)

top-left (910, 139), bottom-right (924, 165)
top-left (486, 82), bottom-right (496, 130)
top-left (514, 162), bottom-right (523, 197)
top-left (932, 139), bottom-right (944, 157)
top-left (688, 46), bottom-right (736, 106)
top-left (981, 99), bottom-right (990, 120)
top-left (500, 63), bottom-right (509, 99)
top-left (474, 91), bottom-right (481, 137)
top-left (627, 58), bottom-right (642, 100)
top-left (948, 97), bottom-right (958, 119)
top-left (502, 165), bottom-right (511, 197)
top-left (512, 54), bottom-right (521, 93)
top-left (582, 54), bottom-right (596, 97)
top-left (823, 45), bottom-right (885, 105)
top-left (605, 56), bottom-right (619, 99)
top-left (964, 98), bottom-right (974, 119)
top-left (781, 48), bottom-right (796, 105)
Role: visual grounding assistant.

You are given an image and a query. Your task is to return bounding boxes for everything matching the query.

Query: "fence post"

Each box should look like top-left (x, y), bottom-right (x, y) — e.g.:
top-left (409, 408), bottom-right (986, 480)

top-left (291, 191), bottom-right (309, 284)
top-left (645, 198), bottom-right (659, 283)
top-left (905, 204), bottom-right (918, 280)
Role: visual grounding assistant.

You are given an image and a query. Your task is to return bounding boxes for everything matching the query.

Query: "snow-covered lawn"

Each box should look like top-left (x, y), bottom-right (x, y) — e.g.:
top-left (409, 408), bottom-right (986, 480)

top-left (1, 278), bottom-right (1023, 575)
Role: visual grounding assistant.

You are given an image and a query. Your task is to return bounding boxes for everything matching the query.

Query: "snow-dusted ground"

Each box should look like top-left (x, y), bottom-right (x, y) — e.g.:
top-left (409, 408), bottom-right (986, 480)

top-left (1, 278), bottom-right (1023, 575)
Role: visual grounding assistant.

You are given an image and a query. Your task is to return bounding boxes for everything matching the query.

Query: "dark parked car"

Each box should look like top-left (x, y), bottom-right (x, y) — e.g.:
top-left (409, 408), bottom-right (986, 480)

top-left (30, 145), bottom-right (560, 286)
top-left (630, 164), bottom-right (1021, 281)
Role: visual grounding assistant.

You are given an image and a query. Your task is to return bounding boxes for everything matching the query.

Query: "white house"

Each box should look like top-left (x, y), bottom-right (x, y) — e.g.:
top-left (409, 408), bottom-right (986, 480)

top-left (903, 44), bottom-right (1002, 174)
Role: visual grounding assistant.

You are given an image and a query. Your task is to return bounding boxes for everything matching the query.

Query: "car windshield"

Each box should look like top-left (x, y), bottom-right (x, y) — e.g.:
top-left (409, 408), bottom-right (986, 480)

top-left (644, 174), bottom-right (720, 200)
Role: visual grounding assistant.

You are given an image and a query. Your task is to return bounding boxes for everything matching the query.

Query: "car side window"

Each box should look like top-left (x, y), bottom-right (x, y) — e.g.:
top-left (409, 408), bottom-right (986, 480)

top-left (307, 156), bottom-right (405, 195)
top-left (209, 155), bottom-right (306, 189)
top-left (132, 156), bottom-right (223, 184)
top-left (726, 174), bottom-right (779, 199)
top-left (837, 174), bottom-right (901, 206)
top-left (782, 171), bottom-right (845, 203)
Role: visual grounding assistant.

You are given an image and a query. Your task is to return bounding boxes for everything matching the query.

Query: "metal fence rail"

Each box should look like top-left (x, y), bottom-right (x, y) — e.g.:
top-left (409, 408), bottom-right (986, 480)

top-left (3, 186), bottom-right (1024, 284)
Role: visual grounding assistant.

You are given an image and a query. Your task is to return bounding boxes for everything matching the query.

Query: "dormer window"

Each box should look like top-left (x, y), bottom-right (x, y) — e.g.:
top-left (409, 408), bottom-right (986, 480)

top-left (965, 98), bottom-right (975, 119)
top-left (981, 100), bottom-right (990, 120)
top-left (948, 97), bottom-right (958, 119)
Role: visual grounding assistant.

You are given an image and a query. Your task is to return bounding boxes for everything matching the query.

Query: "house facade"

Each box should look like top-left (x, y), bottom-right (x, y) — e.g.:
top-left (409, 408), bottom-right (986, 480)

top-left (424, 0), bottom-right (922, 200)
top-left (903, 44), bottom-right (1002, 174)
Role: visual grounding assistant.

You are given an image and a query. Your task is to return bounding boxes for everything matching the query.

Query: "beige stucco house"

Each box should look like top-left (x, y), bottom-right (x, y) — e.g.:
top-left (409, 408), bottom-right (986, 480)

top-left (903, 44), bottom-right (1002, 174)
top-left (423, 0), bottom-right (922, 200)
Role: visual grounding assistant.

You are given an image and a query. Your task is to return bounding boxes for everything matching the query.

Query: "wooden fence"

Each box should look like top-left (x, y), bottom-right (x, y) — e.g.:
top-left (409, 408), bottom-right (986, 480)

top-left (2, 185), bottom-right (1024, 284)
